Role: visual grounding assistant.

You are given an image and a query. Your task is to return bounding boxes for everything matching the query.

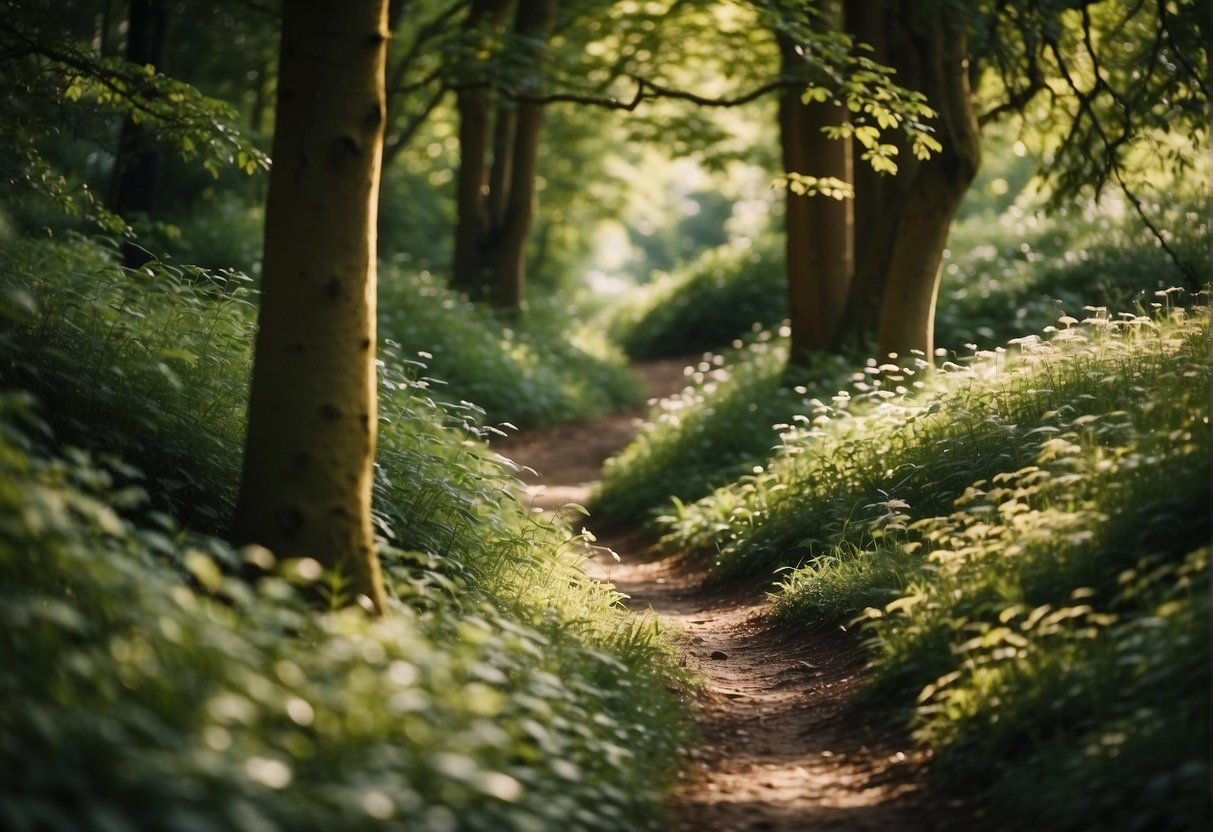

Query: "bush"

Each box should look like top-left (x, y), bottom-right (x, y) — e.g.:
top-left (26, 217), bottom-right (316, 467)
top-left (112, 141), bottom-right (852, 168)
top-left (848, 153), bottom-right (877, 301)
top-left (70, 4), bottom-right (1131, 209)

top-left (379, 265), bottom-right (643, 429)
top-left (606, 237), bottom-right (786, 360)
top-left (935, 192), bottom-right (1209, 352)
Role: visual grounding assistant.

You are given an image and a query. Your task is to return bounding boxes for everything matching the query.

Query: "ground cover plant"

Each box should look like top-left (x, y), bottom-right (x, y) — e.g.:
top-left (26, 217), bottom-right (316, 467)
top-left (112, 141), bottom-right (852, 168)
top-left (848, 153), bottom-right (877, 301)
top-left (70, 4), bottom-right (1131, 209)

top-left (0, 237), bottom-right (689, 832)
top-left (380, 265), bottom-right (643, 430)
top-left (659, 300), bottom-right (1210, 830)
top-left (935, 191), bottom-right (1209, 350)
top-left (605, 237), bottom-right (787, 360)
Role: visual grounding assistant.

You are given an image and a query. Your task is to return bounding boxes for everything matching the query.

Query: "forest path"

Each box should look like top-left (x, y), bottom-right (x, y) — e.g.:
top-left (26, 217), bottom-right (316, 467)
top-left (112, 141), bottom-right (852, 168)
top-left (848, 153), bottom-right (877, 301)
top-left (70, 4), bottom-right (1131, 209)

top-left (494, 360), bottom-right (936, 832)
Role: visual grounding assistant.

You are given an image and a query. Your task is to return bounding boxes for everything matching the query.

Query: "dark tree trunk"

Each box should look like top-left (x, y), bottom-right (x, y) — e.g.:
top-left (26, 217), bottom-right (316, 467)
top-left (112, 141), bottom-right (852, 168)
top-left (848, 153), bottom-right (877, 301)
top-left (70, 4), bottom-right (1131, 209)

top-left (450, 0), bottom-right (515, 295)
top-left (450, 0), bottom-right (556, 309)
top-left (779, 29), bottom-right (854, 368)
top-left (833, 0), bottom-right (900, 351)
top-left (110, 0), bottom-right (169, 268)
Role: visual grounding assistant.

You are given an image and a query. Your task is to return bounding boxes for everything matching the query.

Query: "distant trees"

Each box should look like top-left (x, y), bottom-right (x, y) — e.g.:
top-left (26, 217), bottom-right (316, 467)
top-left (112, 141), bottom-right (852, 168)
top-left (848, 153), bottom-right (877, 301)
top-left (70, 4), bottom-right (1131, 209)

top-left (233, 0), bottom-right (391, 613)
top-left (450, 0), bottom-right (560, 308)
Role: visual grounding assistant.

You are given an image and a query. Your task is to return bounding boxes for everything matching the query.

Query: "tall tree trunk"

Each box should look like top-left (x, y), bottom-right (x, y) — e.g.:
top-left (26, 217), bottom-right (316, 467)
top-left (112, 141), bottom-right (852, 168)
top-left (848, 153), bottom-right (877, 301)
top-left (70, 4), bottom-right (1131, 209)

top-left (779, 29), bottom-right (854, 368)
top-left (451, 82), bottom-right (494, 293)
top-left (110, 0), bottom-right (168, 268)
top-left (833, 0), bottom-right (900, 350)
top-left (451, 0), bottom-right (516, 295)
top-left (876, 10), bottom-right (980, 360)
top-left (488, 0), bottom-right (556, 309)
top-left (450, 0), bottom-right (556, 309)
top-left (234, 0), bottom-right (390, 614)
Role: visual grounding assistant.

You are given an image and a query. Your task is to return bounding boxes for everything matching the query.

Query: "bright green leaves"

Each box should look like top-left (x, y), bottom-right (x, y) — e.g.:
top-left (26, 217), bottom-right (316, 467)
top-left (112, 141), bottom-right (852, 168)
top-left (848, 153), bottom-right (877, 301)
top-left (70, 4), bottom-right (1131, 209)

top-left (0, 14), bottom-right (268, 221)
top-left (780, 172), bottom-right (854, 199)
top-left (788, 48), bottom-right (941, 178)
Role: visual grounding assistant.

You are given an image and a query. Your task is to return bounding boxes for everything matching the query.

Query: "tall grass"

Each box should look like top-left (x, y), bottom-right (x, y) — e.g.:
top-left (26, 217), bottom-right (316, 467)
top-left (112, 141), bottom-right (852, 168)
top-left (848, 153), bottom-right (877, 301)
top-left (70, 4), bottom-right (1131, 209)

top-left (590, 329), bottom-right (859, 527)
top-left (0, 235), bottom-right (689, 831)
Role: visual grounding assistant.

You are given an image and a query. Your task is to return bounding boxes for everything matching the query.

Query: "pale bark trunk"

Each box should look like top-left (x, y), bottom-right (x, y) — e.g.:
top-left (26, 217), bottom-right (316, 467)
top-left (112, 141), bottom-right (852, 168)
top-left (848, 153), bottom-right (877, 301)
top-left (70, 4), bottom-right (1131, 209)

top-left (234, 0), bottom-right (390, 613)
top-left (779, 31), bottom-right (854, 367)
top-left (876, 11), bottom-right (981, 360)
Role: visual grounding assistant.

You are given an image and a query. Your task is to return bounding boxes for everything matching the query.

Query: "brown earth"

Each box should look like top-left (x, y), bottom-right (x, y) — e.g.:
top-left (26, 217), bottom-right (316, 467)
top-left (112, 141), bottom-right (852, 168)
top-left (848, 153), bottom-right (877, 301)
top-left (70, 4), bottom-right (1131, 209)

top-left (494, 359), bottom-right (958, 832)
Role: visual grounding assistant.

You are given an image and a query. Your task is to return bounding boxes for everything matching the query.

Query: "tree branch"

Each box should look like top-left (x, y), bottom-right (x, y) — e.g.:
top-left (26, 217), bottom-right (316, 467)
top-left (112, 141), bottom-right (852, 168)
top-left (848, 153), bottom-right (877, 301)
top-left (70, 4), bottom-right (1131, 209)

top-left (449, 74), bottom-right (800, 112)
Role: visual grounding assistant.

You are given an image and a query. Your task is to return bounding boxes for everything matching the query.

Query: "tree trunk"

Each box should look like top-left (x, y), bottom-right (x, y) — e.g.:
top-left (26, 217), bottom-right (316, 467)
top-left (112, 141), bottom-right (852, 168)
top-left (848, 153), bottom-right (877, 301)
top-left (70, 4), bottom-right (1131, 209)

top-left (233, 0), bottom-right (390, 614)
top-left (875, 10), bottom-right (981, 360)
top-left (450, 0), bottom-right (516, 295)
top-left (450, 0), bottom-right (556, 309)
top-left (110, 0), bottom-right (168, 268)
top-left (451, 82), bottom-right (494, 293)
top-left (833, 0), bottom-right (900, 350)
top-left (489, 0), bottom-right (557, 309)
top-left (779, 30), bottom-right (854, 368)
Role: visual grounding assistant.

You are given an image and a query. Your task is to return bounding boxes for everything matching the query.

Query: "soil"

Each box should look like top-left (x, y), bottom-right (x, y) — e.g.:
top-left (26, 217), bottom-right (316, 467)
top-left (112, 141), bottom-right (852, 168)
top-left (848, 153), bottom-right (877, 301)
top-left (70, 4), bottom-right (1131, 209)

top-left (493, 358), bottom-right (950, 832)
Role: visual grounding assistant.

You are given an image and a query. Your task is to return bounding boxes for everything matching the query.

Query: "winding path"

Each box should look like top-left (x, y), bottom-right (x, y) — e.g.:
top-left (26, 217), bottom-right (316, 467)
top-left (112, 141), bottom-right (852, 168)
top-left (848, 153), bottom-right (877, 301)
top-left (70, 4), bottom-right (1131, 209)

top-left (494, 359), bottom-right (943, 832)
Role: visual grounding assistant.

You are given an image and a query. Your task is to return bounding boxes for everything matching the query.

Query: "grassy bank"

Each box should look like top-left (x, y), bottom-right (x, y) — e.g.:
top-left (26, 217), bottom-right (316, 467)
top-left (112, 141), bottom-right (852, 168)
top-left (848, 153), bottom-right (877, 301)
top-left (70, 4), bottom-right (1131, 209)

top-left (0, 236), bottom-right (688, 832)
top-left (659, 302), bottom-right (1210, 830)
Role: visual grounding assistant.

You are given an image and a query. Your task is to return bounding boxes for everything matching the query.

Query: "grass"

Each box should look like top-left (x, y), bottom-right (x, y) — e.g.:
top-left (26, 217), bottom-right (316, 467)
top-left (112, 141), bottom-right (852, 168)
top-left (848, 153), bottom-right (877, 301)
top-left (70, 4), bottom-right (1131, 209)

top-left (0, 235), bottom-right (690, 831)
top-left (590, 329), bottom-right (860, 527)
top-left (659, 301), bottom-right (1210, 830)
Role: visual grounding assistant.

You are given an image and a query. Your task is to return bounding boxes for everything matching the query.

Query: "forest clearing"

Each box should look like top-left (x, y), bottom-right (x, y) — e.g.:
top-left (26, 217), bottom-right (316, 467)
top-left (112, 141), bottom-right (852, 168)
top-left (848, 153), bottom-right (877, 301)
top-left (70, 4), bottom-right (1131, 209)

top-left (1, 2), bottom-right (1209, 831)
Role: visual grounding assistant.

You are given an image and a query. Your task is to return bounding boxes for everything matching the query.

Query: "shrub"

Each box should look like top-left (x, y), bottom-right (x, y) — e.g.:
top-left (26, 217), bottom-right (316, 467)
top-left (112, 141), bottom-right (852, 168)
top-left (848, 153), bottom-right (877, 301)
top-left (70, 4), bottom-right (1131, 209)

top-left (379, 265), bottom-right (642, 429)
top-left (606, 237), bottom-right (786, 360)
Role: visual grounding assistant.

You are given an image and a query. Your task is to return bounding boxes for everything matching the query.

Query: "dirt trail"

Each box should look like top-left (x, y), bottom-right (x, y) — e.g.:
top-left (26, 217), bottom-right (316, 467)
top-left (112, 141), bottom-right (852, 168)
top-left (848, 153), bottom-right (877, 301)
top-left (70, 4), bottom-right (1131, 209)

top-left (494, 359), bottom-right (938, 832)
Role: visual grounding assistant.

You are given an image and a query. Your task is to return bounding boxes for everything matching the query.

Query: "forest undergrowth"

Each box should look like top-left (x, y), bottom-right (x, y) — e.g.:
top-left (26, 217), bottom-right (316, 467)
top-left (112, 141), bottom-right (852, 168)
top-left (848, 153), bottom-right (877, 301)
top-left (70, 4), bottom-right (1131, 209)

top-left (0, 236), bottom-right (689, 832)
top-left (619, 296), bottom-right (1210, 831)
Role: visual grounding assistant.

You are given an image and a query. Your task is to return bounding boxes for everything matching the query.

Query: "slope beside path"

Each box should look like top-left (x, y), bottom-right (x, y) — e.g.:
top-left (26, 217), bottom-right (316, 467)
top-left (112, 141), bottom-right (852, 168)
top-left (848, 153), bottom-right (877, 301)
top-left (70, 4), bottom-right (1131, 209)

top-left (494, 359), bottom-right (947, 832)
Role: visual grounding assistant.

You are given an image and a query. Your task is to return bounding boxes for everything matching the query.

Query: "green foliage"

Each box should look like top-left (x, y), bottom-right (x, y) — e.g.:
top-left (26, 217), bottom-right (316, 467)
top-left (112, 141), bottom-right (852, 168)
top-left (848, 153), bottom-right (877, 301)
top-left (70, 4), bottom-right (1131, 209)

top-left (379, 264), bottom-right (643, 429)
top-left (936, 190), bottom-right (1210, 352)
top-left (606, 238), bottom-right (787, 360)
top-left (0, 235), bottom-right (689, 830)
top-left (0, 3), bottom-right (267, 228)
top-left (596, 186), bottom-right (1210, 532)
top-left (981, 0), bottom-right (1209, 208)
top-left (591, 331), bottom-right (858, 528)
top-left (661, 301), bottom-right (1209, 830)
top-left (0, 235), bottom-right (254, 529)
top-left (854, 312), bottom-right (1211, 831)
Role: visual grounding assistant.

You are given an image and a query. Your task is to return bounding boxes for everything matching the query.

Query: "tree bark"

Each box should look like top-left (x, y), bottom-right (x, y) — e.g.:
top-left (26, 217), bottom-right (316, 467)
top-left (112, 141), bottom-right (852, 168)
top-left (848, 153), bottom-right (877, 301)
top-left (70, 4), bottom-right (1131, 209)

top-left (779, 30), bottom-right (854, 367)
top-left (450, 0), bottom-right (516, 295)
top-left (451, 82), bottom-right (494, 292)
top-left (233, 0), bottom-right (390, 613)
top-left (110, 0), bottom-right (168, 268)
top-left (833, 0), bottom-right (899, 350)
top-left (450, 0), bottom-right (556, 309)
top-left (875, 9), bottom-right (981, 360)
